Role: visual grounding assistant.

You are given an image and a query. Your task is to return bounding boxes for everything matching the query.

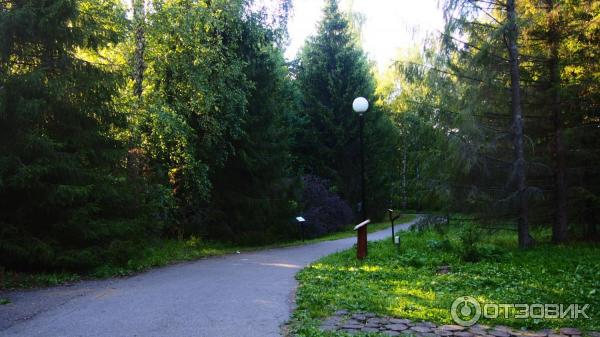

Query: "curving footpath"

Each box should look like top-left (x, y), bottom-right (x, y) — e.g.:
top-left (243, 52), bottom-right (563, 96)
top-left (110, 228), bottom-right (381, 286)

top-left (0, 217), bottom-right (420, 337)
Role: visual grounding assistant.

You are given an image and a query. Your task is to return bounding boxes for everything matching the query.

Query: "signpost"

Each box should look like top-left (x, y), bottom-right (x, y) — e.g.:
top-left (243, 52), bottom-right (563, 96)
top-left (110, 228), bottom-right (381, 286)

top-left (354, 219), bottom-right (370, 259)
top-left (388, 209), bottom-right (401, 244)
top-left (388, 209), bottom-right (402, 249)
top-left (296, 216), bottom-right (306, 242)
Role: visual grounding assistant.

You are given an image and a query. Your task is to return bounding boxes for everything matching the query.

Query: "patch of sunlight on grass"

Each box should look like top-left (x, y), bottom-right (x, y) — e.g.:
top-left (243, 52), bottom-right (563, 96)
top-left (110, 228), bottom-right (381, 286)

top-left (359, 265), bottom-right (382, 272)
top-left (310, 263), bottom-right (329, 270)
top-left (388, 303), bottom-right (449, 323)
top-left (391, 286), bottom-right (436, 301)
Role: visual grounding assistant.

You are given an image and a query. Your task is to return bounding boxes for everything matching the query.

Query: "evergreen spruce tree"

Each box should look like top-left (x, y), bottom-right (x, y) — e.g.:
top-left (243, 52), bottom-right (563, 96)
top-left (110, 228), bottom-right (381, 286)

top-left (0, 0), bottom-right (158, 270)
top-left (208, 7), bottom-right (299, 243)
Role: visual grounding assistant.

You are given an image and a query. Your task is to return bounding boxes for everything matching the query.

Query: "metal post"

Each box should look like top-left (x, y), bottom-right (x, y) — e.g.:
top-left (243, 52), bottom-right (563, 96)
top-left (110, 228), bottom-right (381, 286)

top-left (389, 209), bottom-right (395, 244)
top-left (359, 113), bottom-right (366, 221)
top-left (402, 146), bottom-right (407, 209)
top-left (296, 216), bottom-right (306, 242)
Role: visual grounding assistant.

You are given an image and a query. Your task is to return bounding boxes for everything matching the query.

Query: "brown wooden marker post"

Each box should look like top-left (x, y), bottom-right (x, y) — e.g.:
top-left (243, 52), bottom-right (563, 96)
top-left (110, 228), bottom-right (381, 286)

top-left (357, 226), bottom-right (367, 259)
top-left (354, 219), bottom-right (370, 260)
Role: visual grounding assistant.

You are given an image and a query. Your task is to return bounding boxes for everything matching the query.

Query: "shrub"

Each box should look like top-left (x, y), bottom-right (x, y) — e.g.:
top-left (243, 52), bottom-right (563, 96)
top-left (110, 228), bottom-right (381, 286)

top-left (458, 224), bottom-right (482, 262)
top-left (300, 175), bottom-right (354, 238)
top-left (477, 243), bottom-right (506, 261)
top-left (426, 238), bottom-right (452, 251)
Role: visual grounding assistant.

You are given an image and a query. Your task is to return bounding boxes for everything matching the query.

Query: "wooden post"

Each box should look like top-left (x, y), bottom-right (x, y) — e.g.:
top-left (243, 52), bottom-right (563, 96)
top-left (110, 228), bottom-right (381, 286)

top-left (354, 219), bottom-right (370, 260)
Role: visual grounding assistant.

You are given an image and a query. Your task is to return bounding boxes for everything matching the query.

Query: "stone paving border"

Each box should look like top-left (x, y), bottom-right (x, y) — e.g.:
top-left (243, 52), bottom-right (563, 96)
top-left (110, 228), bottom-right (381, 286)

top-left (319, 311), bottom-right (599, 337)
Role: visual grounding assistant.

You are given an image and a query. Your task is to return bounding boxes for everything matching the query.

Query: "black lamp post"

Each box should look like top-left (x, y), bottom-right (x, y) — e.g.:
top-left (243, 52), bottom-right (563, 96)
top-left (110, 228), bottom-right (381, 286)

top-left (353, 97), bottom-right (368, 220)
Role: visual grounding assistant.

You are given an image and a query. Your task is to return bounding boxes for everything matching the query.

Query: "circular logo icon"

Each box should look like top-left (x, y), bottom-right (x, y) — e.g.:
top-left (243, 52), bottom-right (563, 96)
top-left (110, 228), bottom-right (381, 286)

top-left (451, 296), bottom-right (481, 326)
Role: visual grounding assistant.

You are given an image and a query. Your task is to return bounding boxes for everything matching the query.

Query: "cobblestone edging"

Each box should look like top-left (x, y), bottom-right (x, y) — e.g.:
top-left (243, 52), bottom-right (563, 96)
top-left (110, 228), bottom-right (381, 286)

top-left (320, 311), bottom-right (599, 337)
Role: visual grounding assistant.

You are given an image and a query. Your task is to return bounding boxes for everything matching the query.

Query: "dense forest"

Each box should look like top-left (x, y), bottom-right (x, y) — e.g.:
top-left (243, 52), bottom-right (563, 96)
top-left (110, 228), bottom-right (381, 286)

top-left (382, 0), bottom-right (600, 247)
top-left (0, 0), bottom-right (598, 273)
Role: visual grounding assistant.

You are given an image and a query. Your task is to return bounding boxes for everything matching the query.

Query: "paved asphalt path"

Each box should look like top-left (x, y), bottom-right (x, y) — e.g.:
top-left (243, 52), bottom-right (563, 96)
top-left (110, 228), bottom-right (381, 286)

top-left (0, 217), bottom-right (420, 337)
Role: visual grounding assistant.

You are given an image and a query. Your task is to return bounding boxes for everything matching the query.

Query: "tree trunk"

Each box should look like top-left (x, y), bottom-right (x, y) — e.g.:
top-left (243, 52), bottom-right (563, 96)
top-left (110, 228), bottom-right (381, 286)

top-left (546, 0), bottom-right (569, 243)
top-left (128, 0), bottom-right (147, 187)
top-left (132, 0), bottom-right (146, 98)
top-left (506, 0), bottom-right (534, 248)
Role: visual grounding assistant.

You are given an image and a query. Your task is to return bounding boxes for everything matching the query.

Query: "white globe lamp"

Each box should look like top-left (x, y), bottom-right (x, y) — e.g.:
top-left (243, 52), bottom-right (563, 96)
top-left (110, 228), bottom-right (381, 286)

top-left (352, 97), bottom-right (369, 115)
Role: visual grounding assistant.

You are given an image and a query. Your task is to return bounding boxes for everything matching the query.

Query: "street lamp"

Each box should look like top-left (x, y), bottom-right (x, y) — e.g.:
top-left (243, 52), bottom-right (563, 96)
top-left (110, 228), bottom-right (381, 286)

top-left (352, 97), bottom-right (368, 221)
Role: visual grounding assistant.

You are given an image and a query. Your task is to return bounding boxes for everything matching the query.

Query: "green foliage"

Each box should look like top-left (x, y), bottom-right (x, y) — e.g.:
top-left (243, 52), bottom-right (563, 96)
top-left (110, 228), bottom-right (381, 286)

top-left (0, 0), bottom-right (304, 273)
top-left (0, 271), bottom-right (81, 290)
top-left (0, 238), bottom-right (241, 289)
top-left (0, 0), bottom-right (166, 271)
top-left (426, 238), bottom-right (452, 252)
top-left (208, 9), bottom-right (299, 243)
top-left (121, 0), bottom-right (303, 242)
top-left (377, 50), bottom-right (468, 213)
top-left (133, 0), bottom-right (252, 235)
top-left (376, 0), bottom-right (600, 242)
top-left (89, 238), bottom-right (242, 279)
top-left (457, 223), bottom-right (483, 262)
top-left (292, 226), bottom-right (600, 336)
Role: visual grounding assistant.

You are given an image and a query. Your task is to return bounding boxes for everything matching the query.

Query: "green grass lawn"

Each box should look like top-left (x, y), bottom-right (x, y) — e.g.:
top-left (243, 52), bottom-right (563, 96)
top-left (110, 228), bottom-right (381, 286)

top-left (0, 239), bottom-right (245, 289)
top-left (0, 214), bottom-right (415, 289)
top-left (290, 225), bottom-right (600, 336)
